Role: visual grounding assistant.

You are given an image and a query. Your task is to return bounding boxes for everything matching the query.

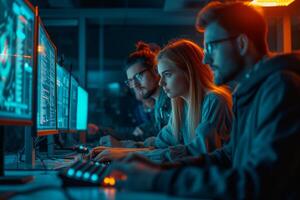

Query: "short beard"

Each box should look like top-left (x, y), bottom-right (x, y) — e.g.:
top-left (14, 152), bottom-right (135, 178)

top-left (143, 87), bottom-right (158, 99)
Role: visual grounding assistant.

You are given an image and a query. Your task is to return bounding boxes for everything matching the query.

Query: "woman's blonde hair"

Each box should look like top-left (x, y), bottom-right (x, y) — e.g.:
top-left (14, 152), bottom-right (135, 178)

top-left (157, 39), bottom-right (232, 141)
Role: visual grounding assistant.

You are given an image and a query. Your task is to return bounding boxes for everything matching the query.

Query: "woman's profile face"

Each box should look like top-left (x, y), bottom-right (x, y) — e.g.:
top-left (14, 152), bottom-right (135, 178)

top-left (157, 58), bottom-right (189, 100)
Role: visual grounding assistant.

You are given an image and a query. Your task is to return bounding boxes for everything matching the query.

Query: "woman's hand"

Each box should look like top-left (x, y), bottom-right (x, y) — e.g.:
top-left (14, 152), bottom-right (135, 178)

top-left (99, 135), bottom-right (122, 147)
top-left (93, 148), bottom-right (131, 162)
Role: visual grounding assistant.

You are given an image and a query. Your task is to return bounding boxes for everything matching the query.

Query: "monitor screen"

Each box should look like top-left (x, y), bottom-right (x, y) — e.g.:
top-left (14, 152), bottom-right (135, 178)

top-left (76, 86), bottom-right (88, 131)
top-left (0, 0), bottom-right (35, 124)
top-left (56, 64), bottom-right (69, 130)
top-left (36, 19), bottom-right (57, 132)
top-left (69, 76), bottom-right (78, 131)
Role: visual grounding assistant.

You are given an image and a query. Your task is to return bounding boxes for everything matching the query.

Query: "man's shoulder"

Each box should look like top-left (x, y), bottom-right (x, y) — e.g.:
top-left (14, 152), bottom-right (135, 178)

top-left (261, 65), bottom-right (300, 91)
top-left (256, 66), bottom-right (300, 109)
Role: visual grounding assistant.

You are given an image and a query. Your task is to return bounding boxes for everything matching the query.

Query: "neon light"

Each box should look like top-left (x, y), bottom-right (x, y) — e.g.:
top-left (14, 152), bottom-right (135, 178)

top-left (109, 178), bottom-right (116, 186)
top-left (67, 168), bottom-right (75, 176)
top-left (251, 0), bottom-right (295, 7)
top-left (103, 177), bottom-right (116, 186)
top-left (103, 177), bottom-right (110, 184)
top-left (83, 172), bottom-right (90, 179)
top-left (75, 170), bottom-right (82, 178)
top-left (0, 53), bottom-right (32, 59)
top-left (38, 45), bottom-right (45, 53)
top-left (91, 174), bottom-right (98, 182)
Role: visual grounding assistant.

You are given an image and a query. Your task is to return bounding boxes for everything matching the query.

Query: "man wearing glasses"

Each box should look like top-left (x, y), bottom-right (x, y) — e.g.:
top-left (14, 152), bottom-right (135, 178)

top-left (103, 2), bottom-right (300, 199)
top-left (99, 42), bottom-right (170, 148)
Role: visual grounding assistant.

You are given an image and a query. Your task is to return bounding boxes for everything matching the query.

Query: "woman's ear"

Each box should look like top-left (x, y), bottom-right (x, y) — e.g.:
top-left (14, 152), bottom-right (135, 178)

top-left (236, 34), bottom-right (249, 56)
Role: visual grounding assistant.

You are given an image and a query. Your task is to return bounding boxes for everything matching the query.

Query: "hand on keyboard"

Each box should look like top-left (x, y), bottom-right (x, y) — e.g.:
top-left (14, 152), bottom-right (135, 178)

top-left (102, 161), bottom-right (161, 191)
top-left (58, 160), bottom-right (113, 187)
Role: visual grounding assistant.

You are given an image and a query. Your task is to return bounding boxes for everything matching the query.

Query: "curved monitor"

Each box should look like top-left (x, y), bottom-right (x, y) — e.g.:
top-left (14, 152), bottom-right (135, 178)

top-left (36, 17), bottom-right (58, 135)
top-left (76, 86), bottom-right (88, 131)
top-left (56, 64), bottom-right (70, 130)
top-left (0, 0), bottom-right (35, 125)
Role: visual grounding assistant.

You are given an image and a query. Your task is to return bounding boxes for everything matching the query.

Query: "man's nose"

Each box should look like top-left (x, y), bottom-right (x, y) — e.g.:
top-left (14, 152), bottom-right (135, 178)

top-left (203, 53), bottom-right (212, 65)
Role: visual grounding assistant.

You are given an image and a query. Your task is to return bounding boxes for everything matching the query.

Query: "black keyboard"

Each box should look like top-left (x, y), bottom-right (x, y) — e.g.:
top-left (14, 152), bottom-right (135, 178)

top-left (58, 160), bottom-right (114, 187)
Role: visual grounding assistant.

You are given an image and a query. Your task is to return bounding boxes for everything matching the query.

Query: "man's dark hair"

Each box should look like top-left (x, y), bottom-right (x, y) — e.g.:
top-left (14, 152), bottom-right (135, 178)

top-left (196, 2), bottom-right (268, 54)
top-left (124, 41), bottom-right (160, 71)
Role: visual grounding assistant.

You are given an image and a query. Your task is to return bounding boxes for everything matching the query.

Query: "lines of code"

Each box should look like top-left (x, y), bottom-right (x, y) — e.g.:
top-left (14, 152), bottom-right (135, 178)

top-left (36, 24), bottom-right (56, 130)
top-left (69, 76), bottom-right (78, 130)
top-left (57, 64), bottom-right (69, 129)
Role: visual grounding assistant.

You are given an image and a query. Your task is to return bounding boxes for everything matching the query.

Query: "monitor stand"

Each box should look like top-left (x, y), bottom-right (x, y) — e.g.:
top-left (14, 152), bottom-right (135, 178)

top-left (47, 135), bottom-right (55, 158)
top-left (25, 126), bottom-right (36, 167)
top-left (0, 126), bottom-right (34, 184)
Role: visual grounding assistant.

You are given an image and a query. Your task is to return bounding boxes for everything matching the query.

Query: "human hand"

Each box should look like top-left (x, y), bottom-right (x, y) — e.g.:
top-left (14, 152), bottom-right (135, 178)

top-left (103, 161), bottom-right (160, 191)
top-left (88, 123), bottom-right (99, 135)
top-left (93, 148), bottom-right (130, 162)
top-left (99, 135), bottom-right (122, 147)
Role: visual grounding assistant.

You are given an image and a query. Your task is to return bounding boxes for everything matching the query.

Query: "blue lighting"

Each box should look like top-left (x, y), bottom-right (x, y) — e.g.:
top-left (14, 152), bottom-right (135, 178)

top-left (83, 172), bottom-right (90, 179)
top-left (67, 168), bottom-right (75, 176)
top-left (76, 86), bottom-right (88, 130)
top-left (75, 170), bottom-right (83, 178)
top-left (91, 174), bottom-right (98, 182)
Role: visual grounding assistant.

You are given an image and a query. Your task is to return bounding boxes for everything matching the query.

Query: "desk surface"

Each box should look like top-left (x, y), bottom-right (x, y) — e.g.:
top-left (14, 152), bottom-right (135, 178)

top-left (0, 170), bottom-right (186, 200)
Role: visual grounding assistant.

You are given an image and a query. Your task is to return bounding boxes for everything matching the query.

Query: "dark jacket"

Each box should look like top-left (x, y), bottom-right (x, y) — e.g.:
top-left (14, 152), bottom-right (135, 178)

top-left (147, 53), bottom-right (300, 199)
top-left (116, 89), bottom-right (171, 147)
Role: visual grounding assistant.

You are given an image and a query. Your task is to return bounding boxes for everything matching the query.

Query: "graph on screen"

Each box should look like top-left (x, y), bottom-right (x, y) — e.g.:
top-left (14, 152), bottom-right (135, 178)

top-left (0, 0), bottom-right (35, 122)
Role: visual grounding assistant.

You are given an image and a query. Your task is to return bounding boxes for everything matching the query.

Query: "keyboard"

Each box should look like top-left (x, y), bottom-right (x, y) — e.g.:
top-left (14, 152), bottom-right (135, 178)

top-left (58, 160), bottom-right (114, 187)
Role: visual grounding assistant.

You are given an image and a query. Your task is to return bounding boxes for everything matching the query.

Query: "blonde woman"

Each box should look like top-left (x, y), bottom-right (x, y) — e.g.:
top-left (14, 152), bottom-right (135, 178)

top-left (94, 39), bottom-right (232, 162)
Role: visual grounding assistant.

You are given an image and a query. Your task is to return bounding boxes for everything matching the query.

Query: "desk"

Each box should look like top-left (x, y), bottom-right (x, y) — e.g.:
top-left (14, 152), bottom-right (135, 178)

top-left (0, 171), bottom-right (186, 200)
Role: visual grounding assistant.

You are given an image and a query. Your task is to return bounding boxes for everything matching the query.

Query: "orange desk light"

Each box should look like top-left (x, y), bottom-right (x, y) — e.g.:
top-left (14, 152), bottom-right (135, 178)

top-left (251, 0), bottom-right (295, 7)
top-left (103, 177), bottom-right (116, 186)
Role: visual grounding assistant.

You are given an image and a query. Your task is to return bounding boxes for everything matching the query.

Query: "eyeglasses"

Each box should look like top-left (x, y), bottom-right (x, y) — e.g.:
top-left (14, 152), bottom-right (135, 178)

top-left (124, 69), bottom-right (149, 88)
top-left (204, 35), bottom-right (238, 56)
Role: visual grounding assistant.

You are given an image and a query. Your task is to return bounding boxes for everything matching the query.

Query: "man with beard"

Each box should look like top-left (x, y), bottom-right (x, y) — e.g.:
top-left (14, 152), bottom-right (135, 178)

top-left (98, 41), bottom-right (170, 148)
top-left (102, 2), bottom-right (300, 199)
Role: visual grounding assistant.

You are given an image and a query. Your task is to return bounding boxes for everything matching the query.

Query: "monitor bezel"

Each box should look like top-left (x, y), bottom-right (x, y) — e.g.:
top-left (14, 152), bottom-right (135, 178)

top-left (36, 17), bottom-right (58, 136)
top-left (56, 64), bottom-right (70, 131)
top-left (0, 0), bottom-right (36, 126)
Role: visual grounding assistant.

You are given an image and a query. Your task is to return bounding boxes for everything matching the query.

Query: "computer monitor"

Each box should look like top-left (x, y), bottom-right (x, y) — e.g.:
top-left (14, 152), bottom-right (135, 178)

top-left (36, 17), bottom-right (57, 135)
top-left (56, 64), bottom-right (70, 130)
top-left (69, 76), bottom-right (78, 132)
top-left (0, 0), bottom-right (36, 183)
top-left (0, 0), bottom-right (35, 125)
top-left (76, 86), bottom-right (88, 131)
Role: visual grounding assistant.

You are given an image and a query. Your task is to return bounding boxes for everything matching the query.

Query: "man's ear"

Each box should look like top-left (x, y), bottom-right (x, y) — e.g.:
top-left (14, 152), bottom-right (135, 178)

top-left (236, 34), bottom-right (249, 56)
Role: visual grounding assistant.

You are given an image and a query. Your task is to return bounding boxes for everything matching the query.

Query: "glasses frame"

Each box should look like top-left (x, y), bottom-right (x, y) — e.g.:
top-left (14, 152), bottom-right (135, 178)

top-left (124, 68), bottom-right (149, 87)
top-left (204, 35), bottom-right (238, 56)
